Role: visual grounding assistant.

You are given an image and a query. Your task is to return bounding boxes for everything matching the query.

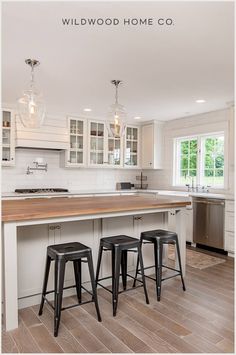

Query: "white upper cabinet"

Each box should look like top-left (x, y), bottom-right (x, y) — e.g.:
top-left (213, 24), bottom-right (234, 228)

top-left (141, 121), bottom-right (164, 169)
top-left (88, 120), bottom-right (123, 168)
top-left (2, 109), bottom-right (15, 166)
top-left (107, 122), bottom-right (123, 167)
top-left (124, 125), bottom-right (140, 168)
top-left (66, 117), bottom-right (86, 167)
top-left (88, 120), bottom-right (106, 166)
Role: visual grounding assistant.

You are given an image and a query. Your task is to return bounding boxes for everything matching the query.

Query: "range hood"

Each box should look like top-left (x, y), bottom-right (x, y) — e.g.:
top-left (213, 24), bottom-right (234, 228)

top-left (15, 114), bottom-right (69, 150)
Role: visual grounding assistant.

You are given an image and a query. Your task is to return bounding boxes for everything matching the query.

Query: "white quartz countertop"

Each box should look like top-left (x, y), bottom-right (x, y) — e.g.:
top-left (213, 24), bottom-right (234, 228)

top-left (1, 189), bottom-right (234, 200)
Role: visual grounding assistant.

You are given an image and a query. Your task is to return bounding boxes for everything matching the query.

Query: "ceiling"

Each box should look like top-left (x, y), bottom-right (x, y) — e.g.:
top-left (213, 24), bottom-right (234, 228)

top-left (2, 1), bottom-right (234, 122)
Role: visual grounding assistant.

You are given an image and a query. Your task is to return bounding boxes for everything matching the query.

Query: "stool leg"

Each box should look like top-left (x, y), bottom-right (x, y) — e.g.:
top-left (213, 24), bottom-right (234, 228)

top-left (73, 259), bottom-right (82, 303)
top-left (95, 244), bottom-right (103, 286)
top-left (54, 259), bottom-right (66, 337)
top-left (154, 240), bottom-right (162, 302)
top-left (39, 254), bottom-right (51, 316)
top-left (113, 247), bottom-right (121, 316)
top-left (175, 239), bottom-right (186, 291)
top-left (133, 238), bottom-right (143, 288)
top-left (137, 244), bottom-right (149, 304)
top-left (121, 250), bottom-right (127, 291)
top-left (132, 252), bottom-right (139, 288)
top-left (87, 251), bottom-right (102, 322)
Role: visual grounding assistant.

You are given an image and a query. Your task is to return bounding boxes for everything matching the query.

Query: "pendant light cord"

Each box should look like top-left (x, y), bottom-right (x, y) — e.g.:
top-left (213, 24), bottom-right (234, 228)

top-left (30, 64), bottom-right (35, 89)
top-left (115, 83), bottom-right (118, 104)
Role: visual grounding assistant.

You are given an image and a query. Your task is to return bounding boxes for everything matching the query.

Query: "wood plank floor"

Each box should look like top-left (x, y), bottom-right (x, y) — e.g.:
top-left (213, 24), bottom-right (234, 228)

top-left (2, 249), bottom-right (234, 353)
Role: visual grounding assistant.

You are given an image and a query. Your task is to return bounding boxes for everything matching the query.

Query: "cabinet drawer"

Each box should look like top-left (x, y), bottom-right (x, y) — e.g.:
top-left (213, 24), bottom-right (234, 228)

top-left (225, 201), bottom-right (235, 212)
top-left (225, 212), bottom-right (235, 232)
top-left (225, 231), bottom-right (234, 252)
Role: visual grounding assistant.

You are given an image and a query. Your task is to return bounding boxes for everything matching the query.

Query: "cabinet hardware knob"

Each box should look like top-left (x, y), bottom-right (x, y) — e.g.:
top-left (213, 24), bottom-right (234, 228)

top-left (49, 225), bottom-right (61, 230)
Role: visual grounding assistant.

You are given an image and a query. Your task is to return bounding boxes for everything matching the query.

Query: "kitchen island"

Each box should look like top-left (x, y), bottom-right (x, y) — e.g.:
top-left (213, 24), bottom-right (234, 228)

top-left (2, 194), bottom-right (191, 331)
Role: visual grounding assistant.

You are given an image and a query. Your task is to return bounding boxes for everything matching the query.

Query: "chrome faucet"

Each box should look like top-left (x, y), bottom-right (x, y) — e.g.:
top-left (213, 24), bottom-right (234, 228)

top-left (186, 176), bottom-right (196, 192)
top-left (26, 162), bottom-right (48, 175)
top-left (186, 183), bottom-right (211, 193)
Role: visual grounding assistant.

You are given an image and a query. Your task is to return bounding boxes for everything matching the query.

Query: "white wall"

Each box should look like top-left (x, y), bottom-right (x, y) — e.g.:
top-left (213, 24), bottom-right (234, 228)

top-left (144, 107), bottom-right (234, 194)
top-left (2, 149), bottom-right (140, 192)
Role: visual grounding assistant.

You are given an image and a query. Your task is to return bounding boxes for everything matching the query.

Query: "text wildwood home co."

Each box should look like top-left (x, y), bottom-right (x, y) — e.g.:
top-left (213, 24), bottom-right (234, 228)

top-left (61, 17), bottom-right (174, 26)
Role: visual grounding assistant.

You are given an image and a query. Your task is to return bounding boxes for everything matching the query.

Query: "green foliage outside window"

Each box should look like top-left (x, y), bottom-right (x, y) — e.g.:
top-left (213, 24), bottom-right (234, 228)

top-left (203, 136), bottom-right (224, 186)
top-left (180, 139), bottom-right (197, 185)
top-left (178, 135), bottom-right (224, 187)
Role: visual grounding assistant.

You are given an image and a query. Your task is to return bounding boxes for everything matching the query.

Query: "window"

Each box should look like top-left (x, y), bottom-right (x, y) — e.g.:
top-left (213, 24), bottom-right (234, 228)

top-left (174, 132), bottom-right (225, 188)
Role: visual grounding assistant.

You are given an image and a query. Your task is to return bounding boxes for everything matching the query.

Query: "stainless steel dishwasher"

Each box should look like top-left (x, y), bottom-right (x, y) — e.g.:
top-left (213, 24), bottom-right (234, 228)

top-left (193, 197), bottom-right (225, 249)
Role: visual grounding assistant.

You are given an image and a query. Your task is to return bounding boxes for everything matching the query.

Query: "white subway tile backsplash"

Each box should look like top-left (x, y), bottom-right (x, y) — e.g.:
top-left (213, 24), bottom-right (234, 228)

top-left (2, 149), bottom-right (140, 192)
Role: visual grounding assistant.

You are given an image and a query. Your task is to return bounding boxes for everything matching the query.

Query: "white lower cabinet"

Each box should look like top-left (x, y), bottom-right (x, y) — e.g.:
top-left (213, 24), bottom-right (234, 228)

top-left (17, 224), bottom-right (54, 308)
top-left (100, 213), bottom-right (167, 278)
top-left (224, 200), bottom-right (234, 254)
top-left (225, 231), bottom-right (234, 253)
top-left (135, 213), bottom-right (166, 270)
top-left (101, 216), bottom-right (136, 278)
top-left (58, 220), bottom-right (98, 284)
top-left (185, 208), bottom-right (193, 243)
top-left (168, 208), bottom-right (193, 243)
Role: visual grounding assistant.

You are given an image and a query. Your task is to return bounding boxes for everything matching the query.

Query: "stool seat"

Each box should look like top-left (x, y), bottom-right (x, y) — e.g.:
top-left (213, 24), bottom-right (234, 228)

top-left (141, 229), bottom-right (177, 243)
top-left (101, 235), bottom-right (139, 249)
top-left (48, 242), bottom-right (91, 260)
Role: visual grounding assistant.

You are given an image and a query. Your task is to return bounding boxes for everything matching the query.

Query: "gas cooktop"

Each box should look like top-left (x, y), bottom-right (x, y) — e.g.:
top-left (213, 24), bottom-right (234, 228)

top-left (15, 188), bottom-right (69, 194)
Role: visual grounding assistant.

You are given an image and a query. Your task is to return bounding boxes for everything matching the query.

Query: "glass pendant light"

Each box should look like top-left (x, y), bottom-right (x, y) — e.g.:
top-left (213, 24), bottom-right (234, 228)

top-left (107, 80), bottom-right (127, 138)
top-left (18, 59), bottom-right (45, 128)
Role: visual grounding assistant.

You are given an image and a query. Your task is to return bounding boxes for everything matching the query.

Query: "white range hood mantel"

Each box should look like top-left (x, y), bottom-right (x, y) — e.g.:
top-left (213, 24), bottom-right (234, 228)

top-left (15, 114), bottom-right (69, 150)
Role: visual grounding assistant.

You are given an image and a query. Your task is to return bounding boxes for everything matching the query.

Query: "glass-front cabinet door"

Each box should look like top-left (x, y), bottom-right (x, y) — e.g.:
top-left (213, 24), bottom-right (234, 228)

top-left (124, 126), bottom-right (139, 167)
top-left (107, 123), bottom-right (123, 167)
top-left (2, 109), bottom-right (15, 166)
top-left (67, 117), bottom-right (86, 166)
top-left (88, 121), bottom-right (105, 165)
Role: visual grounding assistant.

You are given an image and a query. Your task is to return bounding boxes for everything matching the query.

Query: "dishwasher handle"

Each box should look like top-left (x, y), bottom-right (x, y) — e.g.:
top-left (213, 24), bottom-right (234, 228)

top-left (193, 200), bottom-right (224, 206)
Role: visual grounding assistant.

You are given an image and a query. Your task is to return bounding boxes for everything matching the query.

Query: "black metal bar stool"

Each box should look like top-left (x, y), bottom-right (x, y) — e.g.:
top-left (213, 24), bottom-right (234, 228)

top-left (38, 242), bottom-right (101, 337)
top-left (95, 235), bottom-right (149, 316)
top-left (133, 229), bottom-right (186, 301)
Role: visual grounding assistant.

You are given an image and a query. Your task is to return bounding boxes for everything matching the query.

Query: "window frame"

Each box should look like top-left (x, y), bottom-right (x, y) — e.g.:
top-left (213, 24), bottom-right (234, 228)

top-left (173, 131), bottom-right (227, 189)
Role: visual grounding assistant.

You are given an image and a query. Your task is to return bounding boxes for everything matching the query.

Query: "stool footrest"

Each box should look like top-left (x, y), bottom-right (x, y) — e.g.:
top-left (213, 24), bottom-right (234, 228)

top-left (42, 283), bottom-right (95, 311)
top-left (97, 281), bottom-right (144, 295)
top-left (137, 264), bottom-right (181, 274)
top-left (45, 284), bottom-right (76, 295)
top-left (61, 299), bottom-right (93, 311)
top-left (162, 264), bottom-right (181, 273)
top-left (97, 272), bottom-right (144, 284)
top-left (137, 271), bottom-right (181, 282)
top-left (161, 273), bottom-right (181, 282)
top-left (119, 284), bottom-right (143, 294)
top-left (97, 272), bottom-right (144, 294)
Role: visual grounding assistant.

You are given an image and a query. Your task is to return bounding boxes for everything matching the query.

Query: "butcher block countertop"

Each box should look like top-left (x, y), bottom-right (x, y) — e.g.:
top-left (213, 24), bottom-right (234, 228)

top-left (2, 195), bottom-right (191, 222)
